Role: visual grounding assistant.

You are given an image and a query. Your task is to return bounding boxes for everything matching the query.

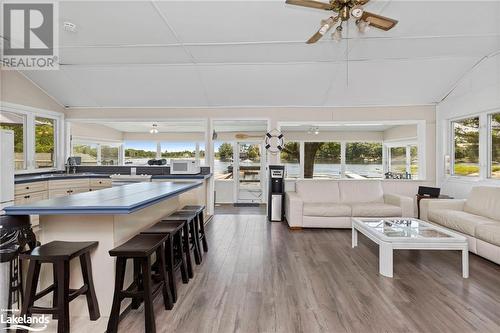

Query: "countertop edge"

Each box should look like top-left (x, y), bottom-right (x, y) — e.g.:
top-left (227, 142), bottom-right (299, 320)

top-left (14, 173), bottom-right (213, 184)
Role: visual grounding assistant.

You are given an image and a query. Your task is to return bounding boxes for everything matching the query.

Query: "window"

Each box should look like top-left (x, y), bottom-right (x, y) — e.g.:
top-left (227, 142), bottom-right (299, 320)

top-left (389, 147), bottom-right (406, 173)
top-left (124, 141), bottom-right (157, 165)
top-left (304, 142), bottom-right (341, 179)
top-left (161, 142), bottom-right (196, 161)
top-left (35, 117), bottom-right (55, 168)
top-left (490, 113), bottom-right (500, 179)
top-left (214, 142), bottom-right (233, 179)
top-left (410, 145), bottom-right (418, 178)
top-left (0, 111), bottom-right (25, 170)
top-left (453, 117), bottom-right (479, 177)
top-left (280, 141), bottom-right (300, 178)
top-left (345, 142), bottom-right (383, 178)
top-left (101, 144), bottom-right (120, 165)
top-left (199, 142), bottom-right (206, 166)
top-left (387, 144), bottom-right (419, 179)
top-left (73, 143), bottom-right (98, 165)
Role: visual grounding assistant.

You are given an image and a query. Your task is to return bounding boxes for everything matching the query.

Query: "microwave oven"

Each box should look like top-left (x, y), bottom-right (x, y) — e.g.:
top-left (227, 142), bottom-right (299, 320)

top-left (170, 159), bottom-right (200, 175)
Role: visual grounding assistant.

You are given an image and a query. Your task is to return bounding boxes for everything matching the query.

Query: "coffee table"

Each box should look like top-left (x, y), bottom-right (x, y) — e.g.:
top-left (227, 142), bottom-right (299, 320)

top-left (352, 218), bottom-right (469, 278)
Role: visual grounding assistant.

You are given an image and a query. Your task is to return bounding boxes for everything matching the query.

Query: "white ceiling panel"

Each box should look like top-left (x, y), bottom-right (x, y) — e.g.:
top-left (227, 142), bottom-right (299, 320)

top-left (347, 35), bottom-right (500, 61)
top-left (324, 57), bottom-right (479, 106)
top-left (59, 66), bottom-right (209, 107)
top-left (21, 70), bottom-right (99, 107)
top-left (59, 1), bottom-right (178, 46)
top-left (96, 121), bottom-right (206, 133)
top-left (198, 62), bottom-right (345, 106)
top-left (187, 42), bottom-right (346, 63)
top-left (60, 46), bottom-right (191, 65)
top-left (156, 1), bottom-right (328, 43)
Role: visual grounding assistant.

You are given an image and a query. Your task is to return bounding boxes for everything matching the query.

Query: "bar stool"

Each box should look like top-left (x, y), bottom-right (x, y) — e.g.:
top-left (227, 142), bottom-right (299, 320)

top-left (163, 211), bottom-right (202, 267)
top-left (19, 241), bottom-right (100, 333)
top-left (179, 205), bottom-right (208, 253)
top-left (140, 220), bottom-right (188, 303)
top-left (107, 234), bottom-right (172, 333)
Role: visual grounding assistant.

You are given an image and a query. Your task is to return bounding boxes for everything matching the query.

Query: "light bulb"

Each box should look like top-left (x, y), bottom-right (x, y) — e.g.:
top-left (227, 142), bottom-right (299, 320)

top-left (356, 20), bottom-right (370, 33)
top-left (150, 124), bottom-right (159, 134)
top-left (331, 26), bottom-right (343, 42)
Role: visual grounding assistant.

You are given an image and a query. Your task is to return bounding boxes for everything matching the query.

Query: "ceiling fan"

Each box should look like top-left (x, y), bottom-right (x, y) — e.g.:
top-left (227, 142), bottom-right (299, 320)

top-left (285, 0), bottom-right (398, 44)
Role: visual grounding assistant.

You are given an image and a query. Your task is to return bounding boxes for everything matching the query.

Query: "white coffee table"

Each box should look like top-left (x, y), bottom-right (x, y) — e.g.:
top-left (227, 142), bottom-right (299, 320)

top-left (352, 218), bottom-right (469, 278)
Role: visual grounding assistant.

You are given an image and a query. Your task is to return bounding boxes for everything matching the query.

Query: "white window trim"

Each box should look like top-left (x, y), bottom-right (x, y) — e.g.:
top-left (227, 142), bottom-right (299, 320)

top-left (487, 110), bottom-right (500, 180)
top-left (449, 115), bottom-right (482, 180)
top-left (1, 102), bottom-right (64, 174)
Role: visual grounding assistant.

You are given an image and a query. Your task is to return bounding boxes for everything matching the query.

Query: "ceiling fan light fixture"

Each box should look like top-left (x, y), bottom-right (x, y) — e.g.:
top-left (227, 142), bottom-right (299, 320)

top-left (150, 124), bottom-right (159, 134)
top-left (356, 19), bottom-right (370, 33)
top-left (331, 25), bottom-right (343, 42)
top-left (350, 5), bottom-right (364, 19)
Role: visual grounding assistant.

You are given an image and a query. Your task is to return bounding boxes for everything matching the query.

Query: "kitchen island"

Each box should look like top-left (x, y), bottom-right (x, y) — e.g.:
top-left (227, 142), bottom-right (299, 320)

top-left (5, 181), bottom-right (202, 327)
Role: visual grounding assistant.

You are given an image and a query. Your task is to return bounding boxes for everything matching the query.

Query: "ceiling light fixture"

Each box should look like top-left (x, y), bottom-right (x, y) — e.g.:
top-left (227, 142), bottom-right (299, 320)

top-left (63, 22), bottom-right (77, 33)
top-left (331, 25), bottom-right (343, 42)
top-left (149, 124), bottom-right (159, 134)
top-left (356, 19), bottom-right (370, 33)
top-left (308, 126), bottom-right (320, 135)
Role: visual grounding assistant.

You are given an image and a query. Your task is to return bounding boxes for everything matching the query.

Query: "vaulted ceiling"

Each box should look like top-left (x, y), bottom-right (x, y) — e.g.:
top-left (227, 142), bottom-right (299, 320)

top-left (18, 1), bottom-right (500, 108)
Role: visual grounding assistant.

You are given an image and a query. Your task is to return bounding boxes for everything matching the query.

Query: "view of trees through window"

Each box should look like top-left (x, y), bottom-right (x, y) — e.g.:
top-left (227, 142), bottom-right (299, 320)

top-left (491, 113), bottom-right (500, 179)
top-left (345, 142), bottom-right (383, 178)
top-left (35, 117), bottom-right (55, 168)
top-left (214, 142), bottom-right (233, 179)
top-left (0, 112), bottom-right (25, 170)
top-left (101, 145), bottom-right (119, 165)
top-left (73, 144), bottom-right (98, 165)
top-left (304, 142), bottom-right (341, 178)
top-left (280, 142), bottom-right (300, 178)
top-left (453, 117), bottom-right (479, 176)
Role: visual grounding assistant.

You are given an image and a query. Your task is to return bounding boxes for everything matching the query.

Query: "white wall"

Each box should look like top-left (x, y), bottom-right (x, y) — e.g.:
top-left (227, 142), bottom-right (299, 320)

top-left (70, 122), bottom-right (123, 142)
top-left (383, 125), bottom-right (417, 141)
top-left (436, 52), bottom-right (500, 198)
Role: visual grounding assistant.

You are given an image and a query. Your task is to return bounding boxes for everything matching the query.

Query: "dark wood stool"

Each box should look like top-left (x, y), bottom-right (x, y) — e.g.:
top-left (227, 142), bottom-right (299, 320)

top-left (164, 211), bottom-right (202, 267)
top-left (140, 221), bottom-right (188, 303)
top-left (18, 241), bottom-right (100, 333)
top-left (179, 205), bottom-right (208, 253)
top-left (107, 234), bottom-right (173, 333)
top-left (0, 215), bottom-right (39, 312)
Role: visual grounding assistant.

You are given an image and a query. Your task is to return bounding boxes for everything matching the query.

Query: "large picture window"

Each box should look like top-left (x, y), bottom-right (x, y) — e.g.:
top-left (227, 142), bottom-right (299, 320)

top-left (124, 141), bottom-right (157, 165)
top-left (214, 142), bottom-right (233, 179)
top-left (0, 111), bottom-right (25, 170)
top-left (303, 142), bottom-right (341, 179)
top-left (35, 117), bottom-right (55, 168)
top-left (73, 143), bottom-right (98, 165)
top-left (160, 142), bottom-right (196, 161)
top-left (453, 117), bottom-right (479, 177)
top-left (490, 113), bottom-right (500, 179)
top-left (280, 141), bottom-right (300, 178)
top-left (345, 142), bottom-right (383, 178)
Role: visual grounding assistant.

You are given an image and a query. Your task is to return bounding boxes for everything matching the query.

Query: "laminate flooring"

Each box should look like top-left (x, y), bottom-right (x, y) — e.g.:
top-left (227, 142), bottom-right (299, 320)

top-left (115, 214), bottom-right (500, 332)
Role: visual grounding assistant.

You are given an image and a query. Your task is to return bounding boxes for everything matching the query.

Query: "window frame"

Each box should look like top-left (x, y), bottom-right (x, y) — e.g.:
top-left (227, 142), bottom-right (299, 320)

top-left (72, 139), bottom-right (123, 166)
top-left (488, 111), bottom-right (500, 180)
top-left (1, 103), bottom-right (64, 174)
top-left (449, 115), bottom-right (481, 179)
top-left (0, 110), bottom-right (27, 170)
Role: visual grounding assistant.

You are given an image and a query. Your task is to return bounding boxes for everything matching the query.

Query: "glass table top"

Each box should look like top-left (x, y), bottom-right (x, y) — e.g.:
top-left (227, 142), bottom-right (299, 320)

top-left (359, 218), bottom-right (452, 239)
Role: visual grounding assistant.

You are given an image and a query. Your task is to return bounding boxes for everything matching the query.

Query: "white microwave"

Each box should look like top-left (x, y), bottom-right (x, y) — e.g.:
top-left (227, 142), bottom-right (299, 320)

top-left (170, 159), bottom-right (200, 175)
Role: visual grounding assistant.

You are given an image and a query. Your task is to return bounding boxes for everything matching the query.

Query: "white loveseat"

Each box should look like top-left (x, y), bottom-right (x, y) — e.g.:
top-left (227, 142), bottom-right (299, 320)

top-left (285, 180), bottom-right (414, 228)
top-left (421, 186), bottom-right (500, 265)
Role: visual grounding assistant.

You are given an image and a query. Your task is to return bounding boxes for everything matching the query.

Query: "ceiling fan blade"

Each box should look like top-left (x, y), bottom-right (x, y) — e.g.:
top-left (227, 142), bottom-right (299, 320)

top-left (306, 16), bottom-right (337, 44)
top-left (355, 0), bottom-right (370, 5)
top-left (285, 0), bottom-right (333, 11)
top-left (361, 11), bottom-right (398, 31)
top-left (306, 31), bottom-right (325, 44)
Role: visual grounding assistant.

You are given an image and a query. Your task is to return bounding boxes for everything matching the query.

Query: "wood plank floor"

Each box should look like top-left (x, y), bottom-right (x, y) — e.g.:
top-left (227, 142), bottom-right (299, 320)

top-left (114, 214), bottom-right (500, 333)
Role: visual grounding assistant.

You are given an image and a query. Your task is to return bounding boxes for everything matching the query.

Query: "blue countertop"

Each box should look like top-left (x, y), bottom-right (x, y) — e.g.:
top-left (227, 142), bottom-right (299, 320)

top-left (14, 172), bottom-right (212, 184)
top-left (5, 181), bottom-right (202, 215)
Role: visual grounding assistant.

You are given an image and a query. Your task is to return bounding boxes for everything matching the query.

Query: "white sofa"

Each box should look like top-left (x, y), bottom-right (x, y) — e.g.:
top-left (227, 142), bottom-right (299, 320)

top-left (421, 186), bottom-right (500, 265)
top-left (285, 180), bottom-right (414, 228)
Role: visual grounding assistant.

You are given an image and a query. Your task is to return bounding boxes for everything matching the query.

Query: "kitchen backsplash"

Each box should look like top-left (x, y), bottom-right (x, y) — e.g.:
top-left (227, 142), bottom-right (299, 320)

top-left (74, 165), bottom-right (211, 175)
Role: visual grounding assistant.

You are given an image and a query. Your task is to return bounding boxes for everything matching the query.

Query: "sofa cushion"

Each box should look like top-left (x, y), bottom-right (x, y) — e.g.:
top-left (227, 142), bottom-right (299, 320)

top-left (350, 203), bottom-right (402, 217)
top-left (295, 180), bottom-right (340, 203)
top-left (339, 180), bottom-right (384, 203)
top-left (303, 203), bottom-right (351, 217)
top-left (475, 223), bottom-right (500, 247)
top-left (464, 186), bottom-right (500, 221)
top-left (428, 209), bottom-right (494, 236)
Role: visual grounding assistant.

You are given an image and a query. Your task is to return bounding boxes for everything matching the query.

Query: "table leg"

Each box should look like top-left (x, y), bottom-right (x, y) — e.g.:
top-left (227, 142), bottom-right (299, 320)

top-left (379, 243), bottom-right (393, 278)
top-left (352, 227), bottom-right (358, 248)
top-left (462, 249), bottom-right (469, 278)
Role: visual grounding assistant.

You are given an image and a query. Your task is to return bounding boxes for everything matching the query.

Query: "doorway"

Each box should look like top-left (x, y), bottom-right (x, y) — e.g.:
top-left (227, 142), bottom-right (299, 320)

top-left (234, 142), bottom-right (265, 204)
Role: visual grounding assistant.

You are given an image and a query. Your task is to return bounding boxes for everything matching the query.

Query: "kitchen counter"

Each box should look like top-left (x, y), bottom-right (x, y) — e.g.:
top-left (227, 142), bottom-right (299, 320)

top-left (4, 181), bottom-right (205, 324)
top-left (5, 181), bottom-right (201, 215)
top-left (14, 172), bottom-right (212, 184)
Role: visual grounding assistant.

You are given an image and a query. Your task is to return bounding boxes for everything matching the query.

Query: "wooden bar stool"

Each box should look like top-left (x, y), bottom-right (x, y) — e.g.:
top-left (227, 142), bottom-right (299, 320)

top-left (179, 205), bottom-right (208, 253)
top-left (163, 211), bottom-right (202, 267)
top-left (107, 234), bottom-right (173, 333)
top-left (18, 241), bottom-right (100, 333)
top-left (140, 220), bottom-right (188, 303)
